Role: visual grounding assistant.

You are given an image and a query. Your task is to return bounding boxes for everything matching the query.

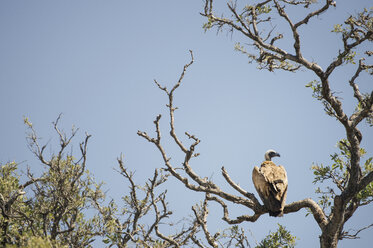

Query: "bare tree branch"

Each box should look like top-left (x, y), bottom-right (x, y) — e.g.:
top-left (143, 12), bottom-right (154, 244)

top-left (207, 194), bottom-right (262, 224)
top-left (138, 51), bottom-right (331, 239)
top-left (340, 223), bottom-right (373, 240)
top-left (192, 196), bottom-right (218, 248)
top-left (293, 0), bottom-right (334, 29)
top-left (137, 3), bottom-right (373, 246)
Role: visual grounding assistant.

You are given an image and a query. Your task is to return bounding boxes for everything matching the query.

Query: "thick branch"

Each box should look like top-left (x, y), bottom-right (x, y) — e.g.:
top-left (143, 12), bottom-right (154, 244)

top-left (357, 170), bottom-right (373, 194)
top-left (284, 198), bottom-right (328, 229)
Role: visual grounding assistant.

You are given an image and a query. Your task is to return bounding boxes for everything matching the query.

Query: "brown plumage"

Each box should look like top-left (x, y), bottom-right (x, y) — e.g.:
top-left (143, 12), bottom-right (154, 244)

top-left (252, 160), bottom-right (288, 217)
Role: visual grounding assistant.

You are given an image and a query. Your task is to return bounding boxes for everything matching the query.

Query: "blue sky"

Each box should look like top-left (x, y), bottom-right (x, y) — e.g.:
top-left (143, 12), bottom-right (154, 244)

top-left (0, 1), bottom-right (372, 247)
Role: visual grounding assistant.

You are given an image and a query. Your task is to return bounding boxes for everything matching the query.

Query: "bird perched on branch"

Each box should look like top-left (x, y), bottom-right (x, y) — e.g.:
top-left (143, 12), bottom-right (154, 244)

top-left (252, 149), bottom-right (288, 217)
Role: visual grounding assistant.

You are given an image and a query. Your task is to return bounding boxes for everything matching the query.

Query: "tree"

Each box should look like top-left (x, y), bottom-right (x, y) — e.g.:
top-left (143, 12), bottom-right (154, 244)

top-left (136, 0), bottom-right (373, 247)
top-left (256, 224), bottom-right (296, 248)
top-left (1, 116), bottom-right (295, 247)
top-left (0, 116), bottom-right (104, 247)
top-left (1, 1), bottom-right (372, 247)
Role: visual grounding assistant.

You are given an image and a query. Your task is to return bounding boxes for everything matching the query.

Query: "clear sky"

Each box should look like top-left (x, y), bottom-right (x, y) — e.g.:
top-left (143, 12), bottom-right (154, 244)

top-left (0, 1), bottom-right (372, 247)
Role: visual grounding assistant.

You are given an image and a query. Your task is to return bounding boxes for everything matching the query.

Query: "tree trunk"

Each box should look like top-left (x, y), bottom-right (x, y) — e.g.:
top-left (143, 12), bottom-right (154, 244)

top-left (320, 232), bottom-right (339, 248)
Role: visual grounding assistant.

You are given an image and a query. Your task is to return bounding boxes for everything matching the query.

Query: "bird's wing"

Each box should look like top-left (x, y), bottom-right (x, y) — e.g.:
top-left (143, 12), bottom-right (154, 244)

top-left (252, 166), bottom-right (270, 206)
top-left (276, 165), bottom-right (288, 208)
top-left (266, 164), bottom-right (287, 204)
top-left (275, 165), bottom-right (288, 191)
top-left (252, 166), bottom-right (269, 200)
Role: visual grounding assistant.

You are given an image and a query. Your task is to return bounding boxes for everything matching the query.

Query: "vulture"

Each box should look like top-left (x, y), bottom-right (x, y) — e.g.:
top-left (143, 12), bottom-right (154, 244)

top-left (252, 149), bottom-right (288, 217)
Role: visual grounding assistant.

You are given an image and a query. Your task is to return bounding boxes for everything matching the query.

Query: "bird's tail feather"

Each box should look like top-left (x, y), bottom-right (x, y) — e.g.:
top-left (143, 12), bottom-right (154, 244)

top-left (269, 210), bottom-right (283, 217)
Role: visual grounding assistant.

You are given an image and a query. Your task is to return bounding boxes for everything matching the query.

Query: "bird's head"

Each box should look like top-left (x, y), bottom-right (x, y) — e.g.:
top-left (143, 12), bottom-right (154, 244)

top-left (264, 149), bottom-right (280, 161)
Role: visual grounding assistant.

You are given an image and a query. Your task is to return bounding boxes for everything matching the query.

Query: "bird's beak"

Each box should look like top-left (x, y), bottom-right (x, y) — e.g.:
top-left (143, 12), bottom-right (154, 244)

top-left (274, 153), bottom-right (281, 157)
